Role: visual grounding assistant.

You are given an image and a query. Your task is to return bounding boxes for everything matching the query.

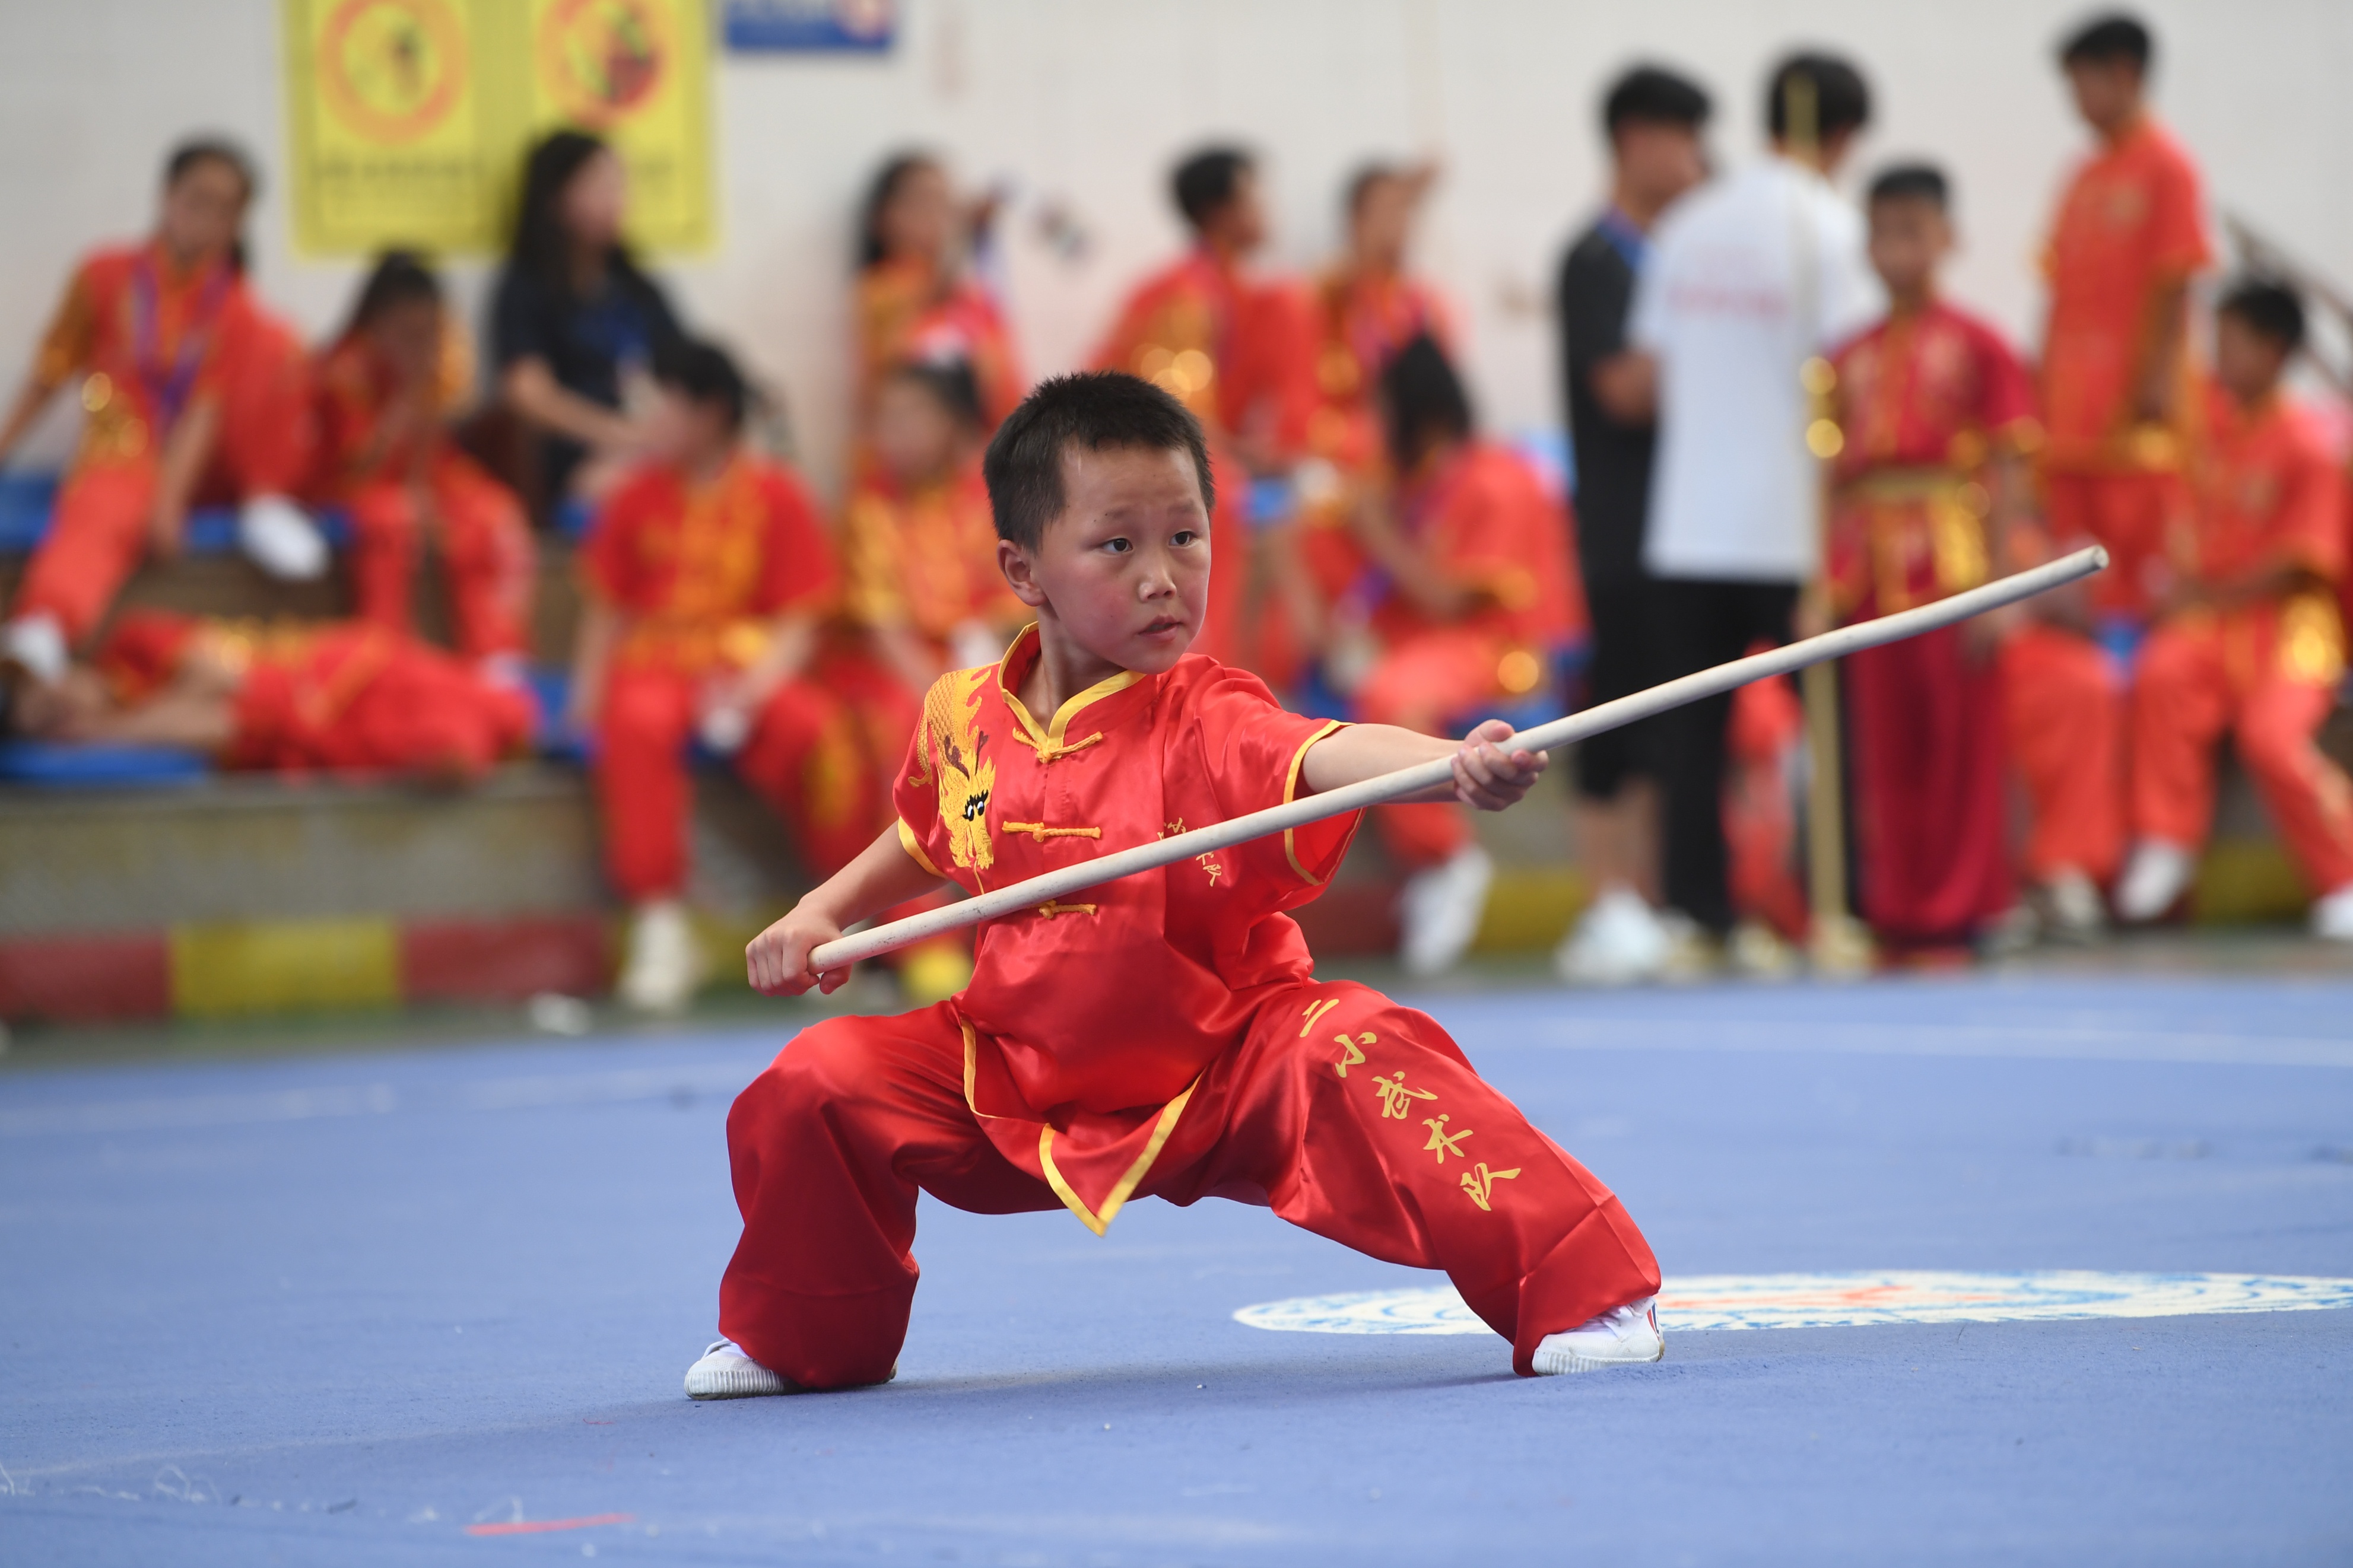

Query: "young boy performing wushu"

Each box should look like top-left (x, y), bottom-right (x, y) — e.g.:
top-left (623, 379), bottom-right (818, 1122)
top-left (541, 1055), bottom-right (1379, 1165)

top-left (570, 341), bottom-right (872, 1013)
top-left (689, 373), bottom-right (1661, 1397)
top-left (1822, 167), bottom-right (2038, 952)
top-left (2114, 281), bottom-right (2353, 939)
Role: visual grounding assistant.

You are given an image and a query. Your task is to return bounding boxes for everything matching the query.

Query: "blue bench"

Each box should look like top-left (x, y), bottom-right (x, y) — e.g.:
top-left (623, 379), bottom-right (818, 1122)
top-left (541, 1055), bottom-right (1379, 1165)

top-left (0, 472), bottom-right (353, 556)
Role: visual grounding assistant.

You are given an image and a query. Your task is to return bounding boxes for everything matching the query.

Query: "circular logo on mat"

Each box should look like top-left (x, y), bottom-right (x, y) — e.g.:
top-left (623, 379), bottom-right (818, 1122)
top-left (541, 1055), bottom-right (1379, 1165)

top-left (1233, 1271), bottom-right (2353, 1336)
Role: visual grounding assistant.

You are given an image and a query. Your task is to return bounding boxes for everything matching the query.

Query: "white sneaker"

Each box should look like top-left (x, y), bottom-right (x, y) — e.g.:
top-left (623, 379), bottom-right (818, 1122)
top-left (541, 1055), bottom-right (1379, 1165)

top-left (2116, 840), bottom-right (2195, 924)
top-left (0, 613), bottom-right (67, 686)
top-left (2313, 883), bottom-right (2353, 942)
top-left (239, 494), bottom-right (329, 580)
top-left (1532, 1296), bottom-right (1664, 1375)
top-left (2041, 867), bottom-right (2107, 942)
top-left (618, 899), bottom-right (703, 1013)
top-left (1654, 909), bottom-right (1719, 982)
top-left (1398, 842), bottom-right (1493, 977)
top-left (683, 1338), bottom-right (795, 1400)
top-left (1736, 918), bottom-right (1806, 979)
top-left (1553, 884), bottom-right (1669, 985)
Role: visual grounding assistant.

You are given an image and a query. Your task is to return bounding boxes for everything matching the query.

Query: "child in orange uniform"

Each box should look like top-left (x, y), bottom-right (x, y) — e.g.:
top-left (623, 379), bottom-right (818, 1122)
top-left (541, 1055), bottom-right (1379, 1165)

top-left (11, 609), bottom-right (529, 782)
top-left (1825, 166), bottom-right (2040, 951)
top-left (683, 371), bottom-right (1660, 1398)
top-left (1091, 148), bottom-right (1317, 673)
top-left (310, 253), bottom-right (536, 664)
top-left (0, 139), bottom-right (316, 692)
top-left (570, 342), bottom-right (872, 1013)
top-left (2037, 12), bottom-right (2211, 619)
top-left (1336, 335), bottom-right (1582, 974)
top-left (2114, 281), bottom-right (2353, 939)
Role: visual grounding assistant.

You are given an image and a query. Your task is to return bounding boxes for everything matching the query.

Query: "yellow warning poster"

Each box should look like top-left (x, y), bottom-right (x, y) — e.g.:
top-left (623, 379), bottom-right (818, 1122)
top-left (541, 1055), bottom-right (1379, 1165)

top-left (281, 0), bottom-right (711, 256)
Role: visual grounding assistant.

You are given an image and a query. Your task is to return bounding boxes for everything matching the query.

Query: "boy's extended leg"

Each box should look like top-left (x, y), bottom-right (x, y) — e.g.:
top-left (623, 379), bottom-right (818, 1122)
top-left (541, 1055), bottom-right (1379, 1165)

top-left (1149, 980), bottom-right (1660, 1376)
top-left (717, 1004), bottom-right (1059, 1389)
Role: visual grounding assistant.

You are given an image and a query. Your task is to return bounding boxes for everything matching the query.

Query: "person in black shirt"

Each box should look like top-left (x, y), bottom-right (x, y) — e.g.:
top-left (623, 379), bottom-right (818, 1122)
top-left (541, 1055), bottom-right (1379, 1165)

top-left (491, 131), bottom-right (685, 509)
top-left (1552, 64), bottom-right (1711, 984)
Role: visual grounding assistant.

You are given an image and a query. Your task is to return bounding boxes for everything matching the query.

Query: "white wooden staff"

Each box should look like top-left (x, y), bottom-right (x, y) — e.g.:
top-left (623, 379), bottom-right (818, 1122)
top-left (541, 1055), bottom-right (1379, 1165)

top-left (806, 546), bottom-right (2107, 972)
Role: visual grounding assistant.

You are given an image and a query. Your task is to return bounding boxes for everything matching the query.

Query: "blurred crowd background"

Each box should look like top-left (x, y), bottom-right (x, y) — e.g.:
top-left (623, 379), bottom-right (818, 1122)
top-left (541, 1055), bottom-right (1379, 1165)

top-left (1, 0), bottom-right (2348, 1034)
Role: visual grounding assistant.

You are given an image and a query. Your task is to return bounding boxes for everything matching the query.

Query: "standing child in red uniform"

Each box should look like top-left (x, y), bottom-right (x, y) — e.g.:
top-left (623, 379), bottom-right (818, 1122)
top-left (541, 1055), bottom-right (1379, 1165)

top-left (570, 341), bottom-right (871, 1013)
top-left (310, 252), bottom-right (536, 665)
top-left (687, 371), bottom-right (1660, 1398)
top-left (1091, 148), bottom-right (1317, 675)
top-left (2114, 281), bottom-right (2353, 939)
top-left (1337, 335), bottom-right (1582, 975)
top-left (1824, 166), bottom-right (2040, 952)
top-left (0, 139), bottom-right (317, 694)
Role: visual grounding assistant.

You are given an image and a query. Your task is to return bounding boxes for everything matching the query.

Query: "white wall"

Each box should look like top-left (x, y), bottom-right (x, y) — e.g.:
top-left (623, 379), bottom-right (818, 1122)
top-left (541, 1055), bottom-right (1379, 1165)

top-left (2, 0), bottom-right (2347, 500)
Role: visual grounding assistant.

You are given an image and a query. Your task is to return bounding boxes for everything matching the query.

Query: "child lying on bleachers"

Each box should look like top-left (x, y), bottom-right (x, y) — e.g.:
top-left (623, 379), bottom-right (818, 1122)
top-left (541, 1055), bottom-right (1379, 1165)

top-left (7, 609), bottom-right (531, 784)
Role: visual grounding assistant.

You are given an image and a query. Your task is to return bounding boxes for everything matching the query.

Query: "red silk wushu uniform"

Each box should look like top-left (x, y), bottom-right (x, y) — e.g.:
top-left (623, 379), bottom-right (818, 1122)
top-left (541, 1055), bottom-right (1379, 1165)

top-left (11, 243), bottom-right (312, 644)
top-left (309, 330), bottom-right (535, 660)
top-left (2038, 117), bottom-right (2212, 618)
top-left (717, 629), bottom-right (1659, 1388)
top-left (1348, 441), bottom-right (1583, 872)
top-left (98, 610), bottom-right (530, 779)
top-left (2130, 387), bottom-right (2353, 895)
top-left (582, 453), bottom-right (871, 901)
top-left (1825, 301), bottom-right (2037, 943)
top-left (1092, 249), bottom-right (1317, 673)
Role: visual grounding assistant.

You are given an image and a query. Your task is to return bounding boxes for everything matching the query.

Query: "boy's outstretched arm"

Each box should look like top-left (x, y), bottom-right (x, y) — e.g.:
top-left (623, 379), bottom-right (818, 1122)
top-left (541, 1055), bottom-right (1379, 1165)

top-left (1301, 718), bottom-right (1547, 812)
top-left (746, 826), bottom-right (947, 996)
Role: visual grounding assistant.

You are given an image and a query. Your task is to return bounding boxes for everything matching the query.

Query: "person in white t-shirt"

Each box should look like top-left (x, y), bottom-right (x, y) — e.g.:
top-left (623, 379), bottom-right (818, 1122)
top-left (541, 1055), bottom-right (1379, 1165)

top-left (1625, 51), bottom-right (1882, 960)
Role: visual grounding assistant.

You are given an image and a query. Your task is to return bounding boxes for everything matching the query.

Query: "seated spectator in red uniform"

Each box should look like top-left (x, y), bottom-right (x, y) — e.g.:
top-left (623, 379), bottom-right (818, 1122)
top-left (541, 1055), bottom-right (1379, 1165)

top-left (310, 252), bottom-right (536, 666)
top-left (1338, 335), bottom-right (1584, 974)
top-left (9, 609), bottom-right (528, 784)
top-left (0, 139), bottom-right (317, 698)
top-left (568, 340), bottom-right (870, 1013)
top-left (2113, 279), bottom-right (2353, 940)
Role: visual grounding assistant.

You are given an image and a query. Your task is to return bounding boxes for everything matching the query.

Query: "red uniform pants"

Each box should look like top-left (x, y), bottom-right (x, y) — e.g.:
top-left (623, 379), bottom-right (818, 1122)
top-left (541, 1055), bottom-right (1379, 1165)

top-left (12, 317), bottom-right (312, 645)
top-left (1353, 627), bottom-right (1498, 871)
top-left (1846, 624), bottom-right (2014, 944)
top-left (2000, 624), bottom-right (2126, 883)
top-left (719, 980), bottom-right (1660, 1388)
top-left (595, 664), bottom-right (872, 902)
top-left (2130, 616), bottom-right (2353, 893)
top-left (2041, 470), bottom-right (2186, 619)
top-left (345, 453), bottom-right (535, 660)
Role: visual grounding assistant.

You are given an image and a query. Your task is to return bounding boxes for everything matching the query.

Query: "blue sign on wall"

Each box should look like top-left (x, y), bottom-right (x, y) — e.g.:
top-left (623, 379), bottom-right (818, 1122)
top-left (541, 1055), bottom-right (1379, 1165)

top-left (724, 0), bottom-right (897, 53)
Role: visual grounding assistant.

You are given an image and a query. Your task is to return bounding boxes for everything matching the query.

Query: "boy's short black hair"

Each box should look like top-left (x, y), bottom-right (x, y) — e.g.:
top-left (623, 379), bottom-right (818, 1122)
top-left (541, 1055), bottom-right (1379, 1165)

top-left (2060, 12), bottom-right (2152, 69)
top-left (1868, 163), bottom-right (1950, 211)
top-left (1172, 147), bottom-right (1253, 231)
top-left (1764, 52), bottom-right (1871, 141)
top-left (2218, 276), bottom-right (2306, 354)
top-left (983, 372), bottom-right (1214, 552)
top-left (653, 338), bottom-right (750, 432)
top-left (1380, 333), bottom-right (1474, 468)
top-left (1603, 65), bottom-right (1713, 136)
top-left (883, 356), bottom-right (984, 430)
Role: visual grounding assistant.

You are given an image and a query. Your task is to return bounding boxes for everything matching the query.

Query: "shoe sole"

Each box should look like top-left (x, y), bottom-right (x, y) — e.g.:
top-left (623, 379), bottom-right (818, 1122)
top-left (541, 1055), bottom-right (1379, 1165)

top-left (1531, 1340), bottom-right (1665, 1376)
top-left (684, 1362), bottom-right (897, 1400)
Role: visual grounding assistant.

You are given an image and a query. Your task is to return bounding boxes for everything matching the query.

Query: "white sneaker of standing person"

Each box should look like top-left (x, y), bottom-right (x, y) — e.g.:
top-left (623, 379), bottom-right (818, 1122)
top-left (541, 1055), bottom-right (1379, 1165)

top-left (2115, 839), bottom-right (2196, 924)
top-left (1532, 1296), bottom-right (1665, 1375)
top-left (2040, 866), bottom-right (2107, 942)
top-left (238, 493), bottom-right (330, 580)
top-left (1399, 842), bottom-right (1493, 977)
top-left (2311, 883), bottom-right (2353, 942)
top-left (1553, 882), bottom-right (1669, 985)
top-left (683, 1338), bottom-right (794, 1400)
top-left (618, 898), bottom-right (703, 1013)
top-left (0, 612), bottom-right (68, 688)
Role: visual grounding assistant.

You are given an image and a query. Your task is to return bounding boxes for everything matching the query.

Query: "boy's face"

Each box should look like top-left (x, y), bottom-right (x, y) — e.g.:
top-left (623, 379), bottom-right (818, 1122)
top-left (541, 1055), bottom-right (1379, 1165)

top-left (998, 443), bottom-right (1210, 676)
top-left (1614, 120), bottom-right (1706, 210)
top-left (646, 384), bottom-right (735, 466)
top-left (871, 376), bottom-right (962, 485)
top-left (2065, 59), bottom-right (2142, 134)
top-left (1866, 195), bottom-right (1951, 299)
top-left (1206, 168), bottom-right (1268, 255)
top-left (2214, 311), bottom-right (2289, 405)
top-left (368, 296), bottom-right (443, 386)
top-left (1349, 176), bottom-right (1414, 272)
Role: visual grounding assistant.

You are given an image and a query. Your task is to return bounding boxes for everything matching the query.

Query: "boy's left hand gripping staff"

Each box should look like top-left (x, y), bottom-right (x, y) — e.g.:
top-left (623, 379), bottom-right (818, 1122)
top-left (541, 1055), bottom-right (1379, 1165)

top-left (804, 546), bottom-right (2108, 974)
